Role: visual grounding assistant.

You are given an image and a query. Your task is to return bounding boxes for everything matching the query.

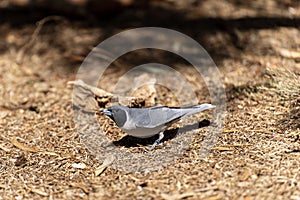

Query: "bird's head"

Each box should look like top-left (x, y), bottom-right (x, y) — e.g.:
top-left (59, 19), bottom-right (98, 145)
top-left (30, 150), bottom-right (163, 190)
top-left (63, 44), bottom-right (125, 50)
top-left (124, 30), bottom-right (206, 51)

top-left (100, 106), bottom-right (128, 127)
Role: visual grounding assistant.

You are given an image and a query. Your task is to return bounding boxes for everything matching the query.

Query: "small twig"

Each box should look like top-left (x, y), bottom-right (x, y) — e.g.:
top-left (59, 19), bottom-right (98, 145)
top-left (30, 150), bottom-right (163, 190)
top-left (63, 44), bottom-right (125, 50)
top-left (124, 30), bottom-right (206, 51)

top-left (16, 15), bottom-right (67, 64)
top-left (247, 129), bottom-right (273, 134)
top-left (213, 144), bottom-right (252, 151)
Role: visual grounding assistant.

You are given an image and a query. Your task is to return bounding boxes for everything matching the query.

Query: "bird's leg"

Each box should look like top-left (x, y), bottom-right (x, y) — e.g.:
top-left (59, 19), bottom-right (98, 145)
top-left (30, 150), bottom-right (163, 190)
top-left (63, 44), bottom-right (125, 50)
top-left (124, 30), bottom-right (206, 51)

top-left (149, 132), bottom-right (164, 150)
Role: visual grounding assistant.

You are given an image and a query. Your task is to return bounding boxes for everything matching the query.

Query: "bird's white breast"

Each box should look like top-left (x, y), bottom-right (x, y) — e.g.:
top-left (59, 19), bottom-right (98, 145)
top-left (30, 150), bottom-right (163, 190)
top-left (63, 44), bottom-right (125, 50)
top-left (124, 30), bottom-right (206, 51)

top-left (121, 125), bottom-right (166, 138)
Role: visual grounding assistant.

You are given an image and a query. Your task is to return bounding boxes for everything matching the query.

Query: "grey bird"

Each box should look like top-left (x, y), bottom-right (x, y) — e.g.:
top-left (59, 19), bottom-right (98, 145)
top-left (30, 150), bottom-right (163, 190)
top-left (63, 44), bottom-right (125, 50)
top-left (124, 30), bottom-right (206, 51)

top-left (100, 104), bottom-right (215, 150)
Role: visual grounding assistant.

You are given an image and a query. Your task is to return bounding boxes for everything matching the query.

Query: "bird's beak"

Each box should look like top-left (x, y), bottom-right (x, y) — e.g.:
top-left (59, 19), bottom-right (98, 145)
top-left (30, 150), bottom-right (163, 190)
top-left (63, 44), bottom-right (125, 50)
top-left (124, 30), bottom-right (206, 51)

top-left (100, 109), bottom-right (112, 116)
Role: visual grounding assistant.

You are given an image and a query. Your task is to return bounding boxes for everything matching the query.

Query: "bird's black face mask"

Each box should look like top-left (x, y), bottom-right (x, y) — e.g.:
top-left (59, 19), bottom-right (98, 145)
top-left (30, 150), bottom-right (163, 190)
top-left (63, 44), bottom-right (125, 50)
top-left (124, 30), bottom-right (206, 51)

top-left (101, 107), bottom-right (126, 127)
top-left (110, 108), bottom-right (126, 127)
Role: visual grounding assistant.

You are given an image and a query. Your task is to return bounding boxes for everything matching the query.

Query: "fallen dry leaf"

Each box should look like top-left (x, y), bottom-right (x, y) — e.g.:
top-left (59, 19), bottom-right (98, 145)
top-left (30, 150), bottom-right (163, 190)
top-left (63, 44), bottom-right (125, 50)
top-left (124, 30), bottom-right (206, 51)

top-left (161, 191), bottom-right (195, 200)
top-left (94, 155), bottom-right (115, 176)
top-left (131, 74), bottom-right (157, 107)
top-left (10, 137), bottom-right (38, 153)
top-left (276, 48), bottom-right (300, 59)
top-left (71, 162), bottom-right (87, 169)
top-left (0, 111), bottom-right (8, 119)
top-left (29, 188), bottom-right (48, 197)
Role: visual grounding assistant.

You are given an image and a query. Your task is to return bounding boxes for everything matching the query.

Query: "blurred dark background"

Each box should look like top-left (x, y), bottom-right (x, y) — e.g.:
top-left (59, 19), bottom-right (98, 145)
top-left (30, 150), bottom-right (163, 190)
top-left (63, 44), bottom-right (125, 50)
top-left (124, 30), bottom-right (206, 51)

top-left (1, 0), bottom-right (299, 74)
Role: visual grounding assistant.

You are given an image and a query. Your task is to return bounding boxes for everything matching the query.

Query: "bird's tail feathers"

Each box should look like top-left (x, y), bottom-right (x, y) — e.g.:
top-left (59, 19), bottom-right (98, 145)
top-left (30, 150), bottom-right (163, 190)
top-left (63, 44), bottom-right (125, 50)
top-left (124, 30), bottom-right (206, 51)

top-left (184, 103), bottom-right (215, 115)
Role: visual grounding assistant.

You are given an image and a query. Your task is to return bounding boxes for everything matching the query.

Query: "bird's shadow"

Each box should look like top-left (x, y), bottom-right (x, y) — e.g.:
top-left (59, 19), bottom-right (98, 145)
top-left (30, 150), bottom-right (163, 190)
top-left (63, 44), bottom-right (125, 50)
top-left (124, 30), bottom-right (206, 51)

top-left (113, 119), bottom-right (211, 148)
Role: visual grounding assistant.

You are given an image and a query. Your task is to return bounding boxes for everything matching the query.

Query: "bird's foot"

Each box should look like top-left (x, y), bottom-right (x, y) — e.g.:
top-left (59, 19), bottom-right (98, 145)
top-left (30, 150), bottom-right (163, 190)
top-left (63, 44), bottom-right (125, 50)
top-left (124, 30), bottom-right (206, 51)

top-left (148, 132), bottom-right (164, 150)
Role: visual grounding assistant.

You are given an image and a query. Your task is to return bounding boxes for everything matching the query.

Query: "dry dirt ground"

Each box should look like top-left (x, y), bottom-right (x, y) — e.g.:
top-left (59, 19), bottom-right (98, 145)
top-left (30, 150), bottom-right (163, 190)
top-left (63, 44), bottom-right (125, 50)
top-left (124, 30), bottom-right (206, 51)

top-left (0, 0), bottom-right (300, 199)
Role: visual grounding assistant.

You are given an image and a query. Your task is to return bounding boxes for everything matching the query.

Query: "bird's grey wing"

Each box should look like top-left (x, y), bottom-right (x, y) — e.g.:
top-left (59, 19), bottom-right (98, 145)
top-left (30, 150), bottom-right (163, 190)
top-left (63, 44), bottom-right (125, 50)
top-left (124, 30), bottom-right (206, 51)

top-left (133, 107), bottom-right (187, 128)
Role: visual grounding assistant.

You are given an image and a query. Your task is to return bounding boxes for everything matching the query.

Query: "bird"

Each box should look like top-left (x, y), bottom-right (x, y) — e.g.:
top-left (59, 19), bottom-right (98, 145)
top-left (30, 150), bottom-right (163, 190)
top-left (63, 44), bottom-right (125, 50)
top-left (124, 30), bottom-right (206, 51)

top-left (100, 104), bottom-right (215, 150)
